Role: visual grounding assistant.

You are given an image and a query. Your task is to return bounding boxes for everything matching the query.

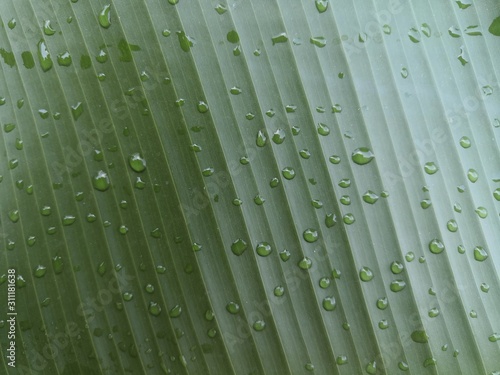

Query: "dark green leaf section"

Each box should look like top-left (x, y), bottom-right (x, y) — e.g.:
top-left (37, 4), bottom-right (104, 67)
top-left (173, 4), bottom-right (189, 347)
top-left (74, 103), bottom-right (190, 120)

top-left (0, 0), bottom-right (500, 374)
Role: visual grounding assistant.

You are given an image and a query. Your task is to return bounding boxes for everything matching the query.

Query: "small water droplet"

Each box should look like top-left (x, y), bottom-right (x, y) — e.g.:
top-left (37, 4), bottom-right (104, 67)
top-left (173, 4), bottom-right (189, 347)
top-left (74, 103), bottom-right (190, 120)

top-left (315, 0), bottom-right (328, 13)
top-left (62, 215), bottom-right (76, 226)
top-left (428, 307), bottom-right (440, 318)
top-left (336, 356), bottom-right (348, 365)
top-left (458, 46), bottom-right (469, 66)
top-left (363, 191), bottom-right (379, 204)
top-left (148, 301), bottom-right (162, 316)
top-left (489, 17), bottom-right (500, 36)
top-left (256, 242), bottom-right (272, 257)
top-left (366, 361), bottom-right (377, 374)
top-left (475, 206), bottom-right (488, 218)
top-left (325, 213), bottom-right (337, 228)
top-left (256, 130), bottom-right (267, 147)
top-left (177, 31), bottom-right (195, 52)
top-left (423, 358), bottom-right (437, 367)
top-left (274, 286), bottom-right (285, 297)
top-left (226, 302), bottom-right (240, 314)
top-left (282, 167), bottom-right (296, 180)
top-left (390, 261), bottom-right (404, 274)
top-left (343, 213), bottom-right (355, 224)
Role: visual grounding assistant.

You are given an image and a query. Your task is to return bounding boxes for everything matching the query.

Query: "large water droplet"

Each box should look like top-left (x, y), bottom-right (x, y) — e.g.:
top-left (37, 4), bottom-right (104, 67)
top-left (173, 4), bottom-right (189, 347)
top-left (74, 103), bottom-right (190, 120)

top-left (99, 4), bottom-right (112, 29)
top-left (315, 0), bottom-right (328, 13)
top-left (359, 266), bottom-right (374, 282)
top-left (390, 280), bottom-right (406, 292)
top-left (489, 17), bottom-right (500, 36)
top-left (256, 242), bottom-right (272, 257)
top-left (352, 147), bottom-right (374, 165)
top-left (474, 246), bottom-right (488, 262)
top-left (429, 239), bottom-right (445, 254)
top-left (37, 39), bottom-right (53, 72)
top-left (411, 330), bottom-right (429, 343)
top-left (93, 170), bottom-right (110, 191)
top-left (272, 33), bottom-right (288, 45)
top-left (129, 153), bottom-right (147, 172)
top-left (322, 296), bottom-right (336, 311)
top-left (303, 229), bottom-right (318, 243)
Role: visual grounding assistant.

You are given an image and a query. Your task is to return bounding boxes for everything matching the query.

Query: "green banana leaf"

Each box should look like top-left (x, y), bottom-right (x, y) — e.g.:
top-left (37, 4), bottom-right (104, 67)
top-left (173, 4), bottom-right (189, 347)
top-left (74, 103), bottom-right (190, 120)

top-left (1, 0), bottom-right (500, 374)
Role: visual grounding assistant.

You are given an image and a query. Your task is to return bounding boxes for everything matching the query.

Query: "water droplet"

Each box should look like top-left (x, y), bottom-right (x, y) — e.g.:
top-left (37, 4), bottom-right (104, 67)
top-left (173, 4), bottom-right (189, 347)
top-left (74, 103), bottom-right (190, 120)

top-left (315, 0), bottom-right (328, 13)
top-left (390, 280), bottom-right (406, 292)
top-left (448, 26), bottom-right (461, 38)
top-left (93, 170), bottom-right (110, 191)
top-left (408, 27), bottom-right (421, 43)
top-left (465, 29), bottom-right (481, 39)
top-left (428, 308), bottom-right (440, 318)
top-left (256, 242), bottom-right (272, 257)
top-left (57, 51), bottom-right (72, 67)
top-left (390, 261), bottom-right (404, 274)
top-left (226, 302), bottom-right (240, 314)
top-left (254, 194), bottom-right (265, 205)
top-left (299, 149), bottom-right (311, 159)
top-left (322, 296), bottom-right (336, 311)
top-left (376, 297), bottom-right (388, 310)
top-left (303, 229), bottom-right (318, 243)
top-left (279, 249), bottom-right (291, 262)
top-left (411, 330), bottom-right (429, 343)
top-left (272, 32), bottom-right (288, 45)
top-left (285, 104), bottom-right (297, 113)
top-left (423, 358), bottom-right (437, 367)
top-left (129, 153), bottom-right (147, 172)
top-left (429, 239), bottom-right (445, 254)
top-left (256, 130), bottom-right (267, 147)
top-left (398, 362), bottom-right (409, 371)
top-left (70, 101), bottom-right (83, 121)
top-left (488, 333), bottom-right (500, 342)
top-left (169, 304), bottom-right (182, 318)
top-left (362, 191), bottom-right (379, 204)
top-left (456, 0), bottom-right (472, 9)
top-left (48, 257), bottom-right (63, 276)
top-left (378, 320), bottom-right (389, 329)
top-left (366, 361), bottom-right (377, 374)
top-left (424, 162), bottom-right (438, 174)
top-left (96, 49), bottom-right (108, 63)
top-left (305, 363), bottom-right (315, 372)
top-left (445, 219), bottom-right (458, 233)
top-left (177, 31), bottom-right (195, 52)
top-left (272, 129), bottom-right (286, 144)
top-left (458, 46), bottom-right (469, 66)
top-left (215, 4), bottom-right (227, 14)
top-left (99, 4), bottom-right (112, 29)
top-left (122, 292), bottom-right (133, 301)
top-left (325, 213), bottom-right (337, 228)
top-left (62, 215), bottom-right (76, 226)
top-left (8, 209), bottom-right (19, 223)
top-left (475, 206), bottom-right (488, 218)
top-left (310, 36), bottom-right (327, 48)
top-left (282, 167), bottom-right (296, 180)
top-left (467, 169), bottom-right (479, 183)
top-left (343, 214), bottom-right (355, 224)
top-left (37, 40), bottom-right (53, 72)
top-left (420, 199), bottom-right (431, 209)
top-left (420, 23), bottom-right (431, 38)
top-left (148, 301), bottom-right (161, 316)
top-left (317, 123), bottom-right (330, 136)
top-left (493, 188), bottom-right (500, 201)
top-left (359, 266), bottom-right (374, 282)
top-left (319, 277), bottom-right (330, 289)
top-left (8, 18), bottom-right (16, 29)
top-left (298, 257), bottom-right (313, 270)
top-left (249, 319), bottom-right (266, 332)
top-left (352, 147), bottom-right (374, 165)
top-left (327, 155), bottom-right (340, 165)
top-left (383, 24), bottom-right (392, 35)
top-left (480, 283), bottom-right (490, 293)
top-left (401, 67), bottom-right (409, 78)
top-left (274, 286), bottom-right (285, 297)
top-left (474, 246), bottom-right (488, 261)
top-left (336, 356), bottom-right (348, 365)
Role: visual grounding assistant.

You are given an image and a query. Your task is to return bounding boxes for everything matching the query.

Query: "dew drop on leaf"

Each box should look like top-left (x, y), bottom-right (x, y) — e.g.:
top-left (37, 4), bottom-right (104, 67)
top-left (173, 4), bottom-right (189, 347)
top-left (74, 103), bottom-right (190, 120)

top-left (390, 280), bottom-right (406, 292)
top-left (411, 330), bottom-right (429, 343)
top-left (429, 239), bottom-right (445, 254)
top-left (474, 246), bottom-right (488, 261)
top-left (99, 4), bottom-right (112, 29)
top-left (93, 170), bottom-right (111, 191)
top-left (322, 296), bottom-right (336, 311)
top-left (359, 266), bottom-right (374, 282)
top-left (352, 147), bottom-right (374, 165)
top-left (303, 229), bottom-right (318, 243)
top-left (129, 153), bottom-right (147, 172)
